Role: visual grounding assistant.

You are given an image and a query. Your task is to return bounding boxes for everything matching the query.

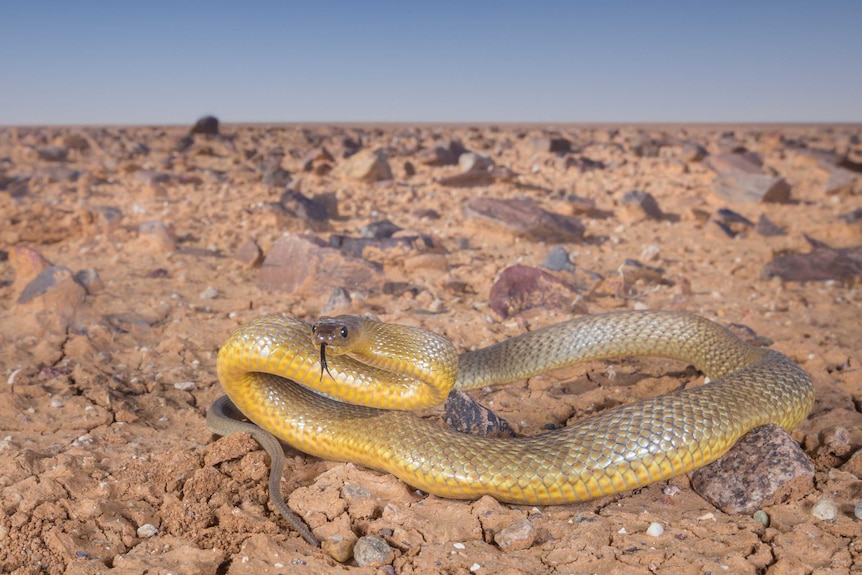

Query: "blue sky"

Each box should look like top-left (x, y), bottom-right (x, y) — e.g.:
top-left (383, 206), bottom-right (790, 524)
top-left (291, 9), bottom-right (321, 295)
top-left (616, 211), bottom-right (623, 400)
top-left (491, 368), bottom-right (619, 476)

top-left (1, 1), bottom-right (860, 125)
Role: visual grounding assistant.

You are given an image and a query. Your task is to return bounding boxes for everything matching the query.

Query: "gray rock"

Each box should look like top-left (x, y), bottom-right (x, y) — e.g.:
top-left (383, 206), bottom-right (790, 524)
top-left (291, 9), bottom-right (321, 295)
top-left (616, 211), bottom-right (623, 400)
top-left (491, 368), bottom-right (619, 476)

top-left (761, 245), bottom-right (862, 282)
top-left (532, 136), bottom-right (571, 154)
top-left (541, 246), bottom-right (573, 272)
top-left (619, 190), bottom-right (663, 222)
top-left (443, 390), bottom-right (515, 439)
top-left (36, 146), bottom-right (69, 162)
top-left (353, 535), bottom-right (393, 567)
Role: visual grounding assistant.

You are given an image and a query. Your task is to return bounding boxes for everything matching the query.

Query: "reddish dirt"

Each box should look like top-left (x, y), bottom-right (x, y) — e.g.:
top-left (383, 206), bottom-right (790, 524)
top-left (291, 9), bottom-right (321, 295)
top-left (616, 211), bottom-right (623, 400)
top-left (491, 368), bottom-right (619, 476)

top-left (1, 123), bottom-right (861, 574)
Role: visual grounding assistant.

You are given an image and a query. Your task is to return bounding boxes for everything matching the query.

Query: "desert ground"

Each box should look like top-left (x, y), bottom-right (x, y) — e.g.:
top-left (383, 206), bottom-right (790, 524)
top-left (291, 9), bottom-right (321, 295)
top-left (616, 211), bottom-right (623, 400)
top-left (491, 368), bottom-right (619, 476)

top-left (1, 120), bottom-right (861, 574)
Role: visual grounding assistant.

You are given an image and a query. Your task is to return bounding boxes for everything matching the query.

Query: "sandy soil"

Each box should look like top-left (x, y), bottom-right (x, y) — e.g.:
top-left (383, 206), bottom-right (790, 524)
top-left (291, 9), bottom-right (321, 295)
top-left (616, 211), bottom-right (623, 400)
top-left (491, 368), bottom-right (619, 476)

top-left (1, 122), bottom-right (861, 574)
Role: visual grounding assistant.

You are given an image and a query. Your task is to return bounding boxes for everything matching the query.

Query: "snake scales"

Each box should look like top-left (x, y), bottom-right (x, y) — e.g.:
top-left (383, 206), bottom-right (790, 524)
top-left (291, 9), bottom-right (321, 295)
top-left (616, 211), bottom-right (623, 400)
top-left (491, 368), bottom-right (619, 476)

top-left (207, 310), bottom-right (814, 546)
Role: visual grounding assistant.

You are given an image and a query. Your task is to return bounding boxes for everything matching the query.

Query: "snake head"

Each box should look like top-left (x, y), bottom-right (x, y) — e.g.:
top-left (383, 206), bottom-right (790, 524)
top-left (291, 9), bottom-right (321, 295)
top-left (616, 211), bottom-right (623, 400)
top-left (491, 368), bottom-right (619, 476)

top-left (311, 316), bottom-right (364, 381)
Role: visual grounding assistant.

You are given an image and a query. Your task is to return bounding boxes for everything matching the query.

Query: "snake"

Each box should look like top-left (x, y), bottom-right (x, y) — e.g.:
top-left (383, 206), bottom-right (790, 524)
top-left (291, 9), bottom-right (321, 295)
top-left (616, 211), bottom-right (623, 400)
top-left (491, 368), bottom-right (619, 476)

top-left (206, 310), bottom-right (814, 546)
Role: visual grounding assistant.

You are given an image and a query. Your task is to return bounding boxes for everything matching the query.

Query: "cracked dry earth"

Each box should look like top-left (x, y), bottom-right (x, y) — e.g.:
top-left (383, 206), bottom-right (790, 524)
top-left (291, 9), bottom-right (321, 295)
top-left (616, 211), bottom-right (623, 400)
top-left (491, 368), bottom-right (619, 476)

top-left (1, 123), bottom-right (861, 575)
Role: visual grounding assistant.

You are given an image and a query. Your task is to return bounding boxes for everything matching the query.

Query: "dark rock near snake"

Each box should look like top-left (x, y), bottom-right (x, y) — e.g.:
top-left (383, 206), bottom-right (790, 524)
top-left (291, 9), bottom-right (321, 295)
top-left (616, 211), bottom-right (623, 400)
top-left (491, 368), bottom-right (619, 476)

top-left (488, 264), bottom-right (577, 319)
top-left (189, 115), bottom-right (219, 136)
top-left (464, 197), bottom-right (584, 243)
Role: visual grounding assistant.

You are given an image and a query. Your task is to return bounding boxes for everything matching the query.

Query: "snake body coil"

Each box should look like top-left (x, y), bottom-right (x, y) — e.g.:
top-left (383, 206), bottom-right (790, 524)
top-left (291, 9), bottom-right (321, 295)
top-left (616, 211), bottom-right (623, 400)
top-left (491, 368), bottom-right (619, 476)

top-left (207, 311), bottom-right (813, 542)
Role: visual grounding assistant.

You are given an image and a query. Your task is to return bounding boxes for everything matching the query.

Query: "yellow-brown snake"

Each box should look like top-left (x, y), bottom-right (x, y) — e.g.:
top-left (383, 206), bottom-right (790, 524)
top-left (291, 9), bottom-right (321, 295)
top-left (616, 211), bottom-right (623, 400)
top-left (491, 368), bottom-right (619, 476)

top-left (206, 310), bottom-right (814, 546)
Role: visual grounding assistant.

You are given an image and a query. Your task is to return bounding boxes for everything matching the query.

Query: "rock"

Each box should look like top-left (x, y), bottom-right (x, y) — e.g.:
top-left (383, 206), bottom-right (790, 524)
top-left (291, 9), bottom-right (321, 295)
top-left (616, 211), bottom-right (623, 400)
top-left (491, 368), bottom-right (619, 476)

top-left (279, 189), bottom-right (329, 221)
top-left (360, 219), bottom-right (402, 239)
top-left (755, 214), bottom-right (787, 237)
top-left (136, 220), bottom-right (177, 253)
top-left (561, 156), bottom-right (604, 171)
top-left (322, 535), bottom-right (355, 564)
top-left (459, 152), bottom-right (495, 172)
top-left (541, 246), bottom-right (573, 272)
top-left (403, 161), bottom-right (416, 177)
top-left (301, 146), bottom-right (335, 171)
top-left (464, 197), bottom-right (585, 242)
top-left (74, 268), bottom-right (103, 293)
top-left (811, 498), bottom-right (838, 521)
top-left (416, 140), bottom-right (466, 166)
top-left (680, 143), bottom-right (708, 162)
top-left (258, 233), bottom-right (382, 295)
top-left (761, 245), bottom-right (862, 282)
top-left (35, 146), bottom-right (69, 162)
top-left (436, 170), bottom-right (497, 187)
top-left (352, 535), bottom-right (393, 567)
top-left (17, 266), bottom-right (86, 308)
top-left (9, 246), bottom-right (54, 298)
top-left (532, 136), bottom-right (571, 154)
top-left (443, 390), bottom-right (516, 439)
top-left (704, 152), bottom-right (766, 175)
top-left (0, 175), bottom-right (29, 198)
top-left (189, 115), bottom-right (219, 136)
top-left (713, 173), bottom-right (792, 204)
top-left (336, 149), bottom-right (392, 182)
top-left (488, 264), bottom-right (577, 319)
top-left (823, 165), bottom-right (859, 195)
top-left (494, 518), bottom-right (536, 551)
top-left (618, 190), bottom-right (663, 223)
top-left (234, 239), bottom-right (263, 268)
top-left (261, 168), bottom-right (292, 188)
top-left (708, 208), bottom-right (755, 239)
top-left (690, 424), bottom-right (814, 514)
top-left (321, 287), bottom-right (353, 315)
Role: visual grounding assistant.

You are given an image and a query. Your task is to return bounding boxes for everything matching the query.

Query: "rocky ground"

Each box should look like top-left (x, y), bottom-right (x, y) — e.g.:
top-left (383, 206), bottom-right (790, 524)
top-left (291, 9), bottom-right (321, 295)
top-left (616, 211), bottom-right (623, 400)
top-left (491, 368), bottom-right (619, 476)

top-left (1, 120), bottom-right (861, 574)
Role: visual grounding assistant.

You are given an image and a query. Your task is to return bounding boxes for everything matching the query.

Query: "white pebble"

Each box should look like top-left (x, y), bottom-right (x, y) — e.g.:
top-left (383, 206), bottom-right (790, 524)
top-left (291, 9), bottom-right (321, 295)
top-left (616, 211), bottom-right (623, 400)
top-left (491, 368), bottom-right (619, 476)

top-left (854, 501), bottom-right (862, 520)
top-left (137, 523), bottom-right (158, 538)
top-left (470, 564), bottom-right (481, 572)
top-left (199, 286), bottom-right (219, 299)
top-left (646, 522), bottom-right (664, 537)
top-left (812, 498), bottom-right (838, 521)
top-left (173, 381), bottom-right (196, 391)
top-left (453, 542), bottom-right (465, 550)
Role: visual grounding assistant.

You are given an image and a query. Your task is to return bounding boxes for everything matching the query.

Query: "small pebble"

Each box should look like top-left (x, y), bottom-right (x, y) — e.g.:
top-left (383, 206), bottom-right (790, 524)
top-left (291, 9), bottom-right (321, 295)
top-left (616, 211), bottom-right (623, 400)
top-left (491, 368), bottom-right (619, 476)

top-left (470, 563), bottom-right (481, 572)
top-left (812, 498), bottom-right (838, 521)
top-left (199, 286), bottom-right (219, 299)
top-left (753, 510), bottom-right (770, 527)
top-left (136, 524), bottom-right (158, 538)
top-left (646, 522), bottom-right (664, 537)
top-left (173, 381), bottom-right (196, 391)
top-left (854, 501), bottom-right (862, 520)
top-left (453, 542), bottom-right (466, 550)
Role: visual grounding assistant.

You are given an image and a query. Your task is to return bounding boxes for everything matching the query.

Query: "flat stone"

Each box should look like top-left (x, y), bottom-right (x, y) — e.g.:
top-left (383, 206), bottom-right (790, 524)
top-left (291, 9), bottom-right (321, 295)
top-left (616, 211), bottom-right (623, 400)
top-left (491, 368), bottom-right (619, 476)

top-left (704, 152), bottom-right (766, 175)
top-left (713, 173), bottom-right (792, 204)
top-left (464, 197), bottom-right (584, 242)
top-left (690, 424), bottom-right (814, 514)
top-left (489, 264), bottom-right (576, 319)
top-left (680, 143), bottom-right (708, 162)
top-left (336, 149), bottom-right (392, 182)
top-left (708, 208), bottom-right (755, 238)
top-left (761, 245), bottom-right (862, 282)
top-left (258, 233), bottom-right (382, 295)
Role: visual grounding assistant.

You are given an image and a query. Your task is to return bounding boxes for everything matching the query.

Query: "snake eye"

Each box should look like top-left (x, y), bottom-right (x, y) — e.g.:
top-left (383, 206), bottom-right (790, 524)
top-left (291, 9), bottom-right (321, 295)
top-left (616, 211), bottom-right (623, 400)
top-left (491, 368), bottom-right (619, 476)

top-left (340, 327), bottom-right (349, 338)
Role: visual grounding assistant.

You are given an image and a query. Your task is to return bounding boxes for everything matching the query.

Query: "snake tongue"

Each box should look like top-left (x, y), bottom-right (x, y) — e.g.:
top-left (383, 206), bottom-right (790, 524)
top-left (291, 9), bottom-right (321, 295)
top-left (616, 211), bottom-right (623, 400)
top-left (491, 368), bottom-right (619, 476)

top-left (319, 342), bottom-right (333, 381)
